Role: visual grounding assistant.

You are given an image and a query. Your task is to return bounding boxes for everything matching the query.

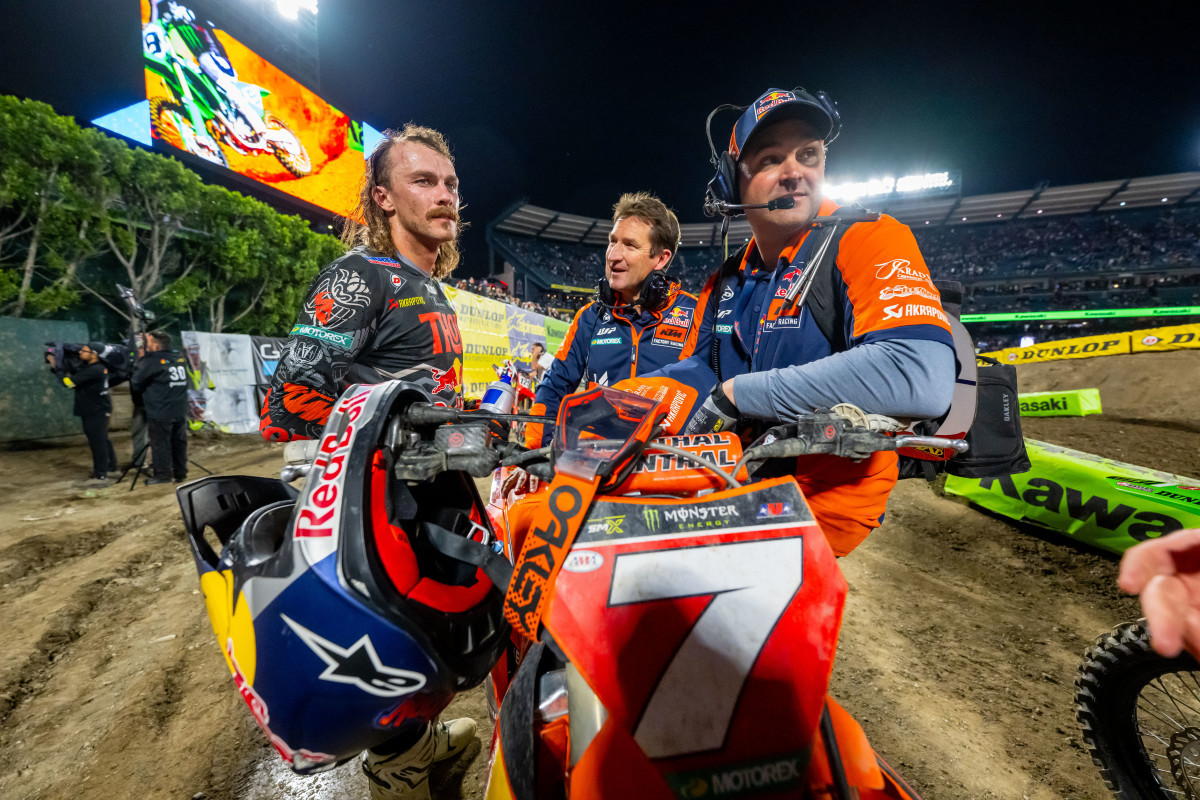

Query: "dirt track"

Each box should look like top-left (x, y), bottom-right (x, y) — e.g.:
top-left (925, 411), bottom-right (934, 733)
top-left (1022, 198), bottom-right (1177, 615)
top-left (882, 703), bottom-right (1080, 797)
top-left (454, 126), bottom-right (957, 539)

top-left (1, 351), bottom-right (1195, 800)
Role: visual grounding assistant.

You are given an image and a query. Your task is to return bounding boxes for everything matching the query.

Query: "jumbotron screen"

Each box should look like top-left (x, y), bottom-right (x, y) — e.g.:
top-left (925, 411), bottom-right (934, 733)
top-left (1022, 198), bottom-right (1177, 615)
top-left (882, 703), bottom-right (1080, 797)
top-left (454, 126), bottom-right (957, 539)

top-left (139, 0), bottom-right (361, 216)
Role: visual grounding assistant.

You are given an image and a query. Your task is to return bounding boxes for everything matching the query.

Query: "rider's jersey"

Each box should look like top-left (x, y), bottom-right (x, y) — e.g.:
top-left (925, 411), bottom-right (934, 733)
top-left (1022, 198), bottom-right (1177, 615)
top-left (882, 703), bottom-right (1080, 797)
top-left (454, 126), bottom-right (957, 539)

top-left (260, 247), bottom-right (463, 442)
top-left (530, 288), bottom-right (707, 446)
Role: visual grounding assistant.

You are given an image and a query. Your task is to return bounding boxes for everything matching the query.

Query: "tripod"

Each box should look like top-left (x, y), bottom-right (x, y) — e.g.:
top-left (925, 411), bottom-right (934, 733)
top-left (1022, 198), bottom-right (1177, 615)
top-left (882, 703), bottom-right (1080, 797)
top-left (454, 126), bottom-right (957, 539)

top-left (115, 438), bottom-right (213, 490)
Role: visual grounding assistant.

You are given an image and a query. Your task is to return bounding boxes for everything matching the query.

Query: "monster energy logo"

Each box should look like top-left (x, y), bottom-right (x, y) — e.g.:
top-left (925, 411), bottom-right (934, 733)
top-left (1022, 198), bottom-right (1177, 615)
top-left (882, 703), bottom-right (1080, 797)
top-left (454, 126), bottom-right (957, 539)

top-left (644, 508), bottom-right (661, 532)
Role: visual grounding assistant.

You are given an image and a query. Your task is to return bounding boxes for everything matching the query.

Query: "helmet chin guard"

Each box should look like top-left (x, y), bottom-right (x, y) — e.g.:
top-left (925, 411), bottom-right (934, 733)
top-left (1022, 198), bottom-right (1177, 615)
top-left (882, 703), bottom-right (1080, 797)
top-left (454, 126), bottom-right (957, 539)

top-left (179, 380), bottom-right (508, 773)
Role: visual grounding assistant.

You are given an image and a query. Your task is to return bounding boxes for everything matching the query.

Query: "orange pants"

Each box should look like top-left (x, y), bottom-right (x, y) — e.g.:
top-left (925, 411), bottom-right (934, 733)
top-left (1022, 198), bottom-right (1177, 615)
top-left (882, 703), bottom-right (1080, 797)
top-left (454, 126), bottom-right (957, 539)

top-left (796, 450), bottom-right (899, 556)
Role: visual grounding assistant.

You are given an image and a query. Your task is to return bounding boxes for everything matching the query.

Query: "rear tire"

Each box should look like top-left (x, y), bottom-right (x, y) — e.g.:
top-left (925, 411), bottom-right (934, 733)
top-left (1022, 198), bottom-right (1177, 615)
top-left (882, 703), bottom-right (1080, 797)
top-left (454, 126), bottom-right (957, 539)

top-left (149, 97), bottom-right (227, 167)
top-left (1075, 619), bottom-right (1200, 799)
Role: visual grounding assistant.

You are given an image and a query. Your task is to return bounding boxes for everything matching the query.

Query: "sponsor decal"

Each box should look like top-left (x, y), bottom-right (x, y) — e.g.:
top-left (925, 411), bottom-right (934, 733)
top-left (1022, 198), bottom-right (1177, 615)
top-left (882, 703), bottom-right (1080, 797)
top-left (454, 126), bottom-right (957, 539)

top-left (286, 340), bottom-right (322, 368)
top-left (654, 324), bottom-right (687, 343)
top-left (721, 285), bottom-right (735, 301)
top-left (595, 326), bottom-right (618, 336)
top-left (601, 311), bottom-right (612, 322)
top-left (388, 296), bottom-right (425, 311)
top-left (642, 504), bottom-right (740, 533)
top-left (874, 259), bottom-right (934, 287)
top-left (1021, 398), bottom-right (1068, 413)
top-left (390, 274), bottom-right (406, 290)
top-left (715, 324), bottom-right (733, 334)
top-left (305, 268), bottom-right (370, 327)
top-left (1142, 335), bottom-right (1161, 346)
top-left (226, 638), bottom-right (336, 770)
top-left (585, 515), bottom-right (626, 535)
top-left (753, 90), bottom-right (795, 120)
top-left (667, 752), bottom-right (805, 798)
top-left (591, 337), bottom-right (622, 345)
top-left (431, 358), bottom-right (463, 394)
top-left (757, 502), bottom-right (793, 518)
top-left (643, 507), bottom-right (661, 532)
top-left (364, 256), bottom-right (400, 266)
top-left (882, 303), bottom-right (949, 324)
top-left (563, 549), bottom-right (604, 573)
top-left (297, 387), bottom-right (370, 537)
top-left (664, 305), bottom-right (693, 328)
top-left (291, 324), bottom-right (352, 350)
top-left (281, 616), bottom-right (427, 697)
top-left (879, 284), bottom-right (940, 302)
top-left (717, 309), bottom-right (732, 318)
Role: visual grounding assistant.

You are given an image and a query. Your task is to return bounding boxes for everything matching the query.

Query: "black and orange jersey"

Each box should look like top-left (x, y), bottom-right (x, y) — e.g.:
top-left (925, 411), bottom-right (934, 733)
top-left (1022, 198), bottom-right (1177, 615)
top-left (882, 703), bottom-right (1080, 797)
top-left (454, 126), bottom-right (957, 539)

top-left (529, 288), bottom-right (707, 446)
top-left (260, 247), bottom-right (463, 442)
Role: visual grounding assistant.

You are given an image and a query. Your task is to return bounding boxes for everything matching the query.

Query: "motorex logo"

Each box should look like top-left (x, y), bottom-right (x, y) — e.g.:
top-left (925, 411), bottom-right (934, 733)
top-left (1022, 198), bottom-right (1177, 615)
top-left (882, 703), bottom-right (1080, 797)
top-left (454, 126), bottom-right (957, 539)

top-left (291, 324), bottom-right (352, 349)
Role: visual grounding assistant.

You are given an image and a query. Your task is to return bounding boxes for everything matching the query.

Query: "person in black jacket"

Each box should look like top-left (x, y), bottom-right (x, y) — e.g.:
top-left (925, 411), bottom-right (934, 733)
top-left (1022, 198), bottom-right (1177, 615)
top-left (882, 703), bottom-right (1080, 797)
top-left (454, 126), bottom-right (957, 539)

top-left (49, 343), bottom-right (118, 482)
top-left (131, 331), bottom-right (189, 485)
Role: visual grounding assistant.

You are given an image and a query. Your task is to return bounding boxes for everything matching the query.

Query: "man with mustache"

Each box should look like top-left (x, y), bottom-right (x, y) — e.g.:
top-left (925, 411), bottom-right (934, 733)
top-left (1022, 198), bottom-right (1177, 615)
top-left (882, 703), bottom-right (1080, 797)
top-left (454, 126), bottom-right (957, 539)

top-left (261, 125), bottom-right (466, 442)
top-left (259, 126), bottom-right (474, 800)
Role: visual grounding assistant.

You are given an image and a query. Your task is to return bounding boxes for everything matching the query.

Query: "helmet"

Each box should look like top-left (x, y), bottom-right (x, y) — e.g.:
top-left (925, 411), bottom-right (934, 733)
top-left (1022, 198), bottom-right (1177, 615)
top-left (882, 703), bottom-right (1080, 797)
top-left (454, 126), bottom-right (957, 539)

top-left (178, 380), bottom-right (509, 773)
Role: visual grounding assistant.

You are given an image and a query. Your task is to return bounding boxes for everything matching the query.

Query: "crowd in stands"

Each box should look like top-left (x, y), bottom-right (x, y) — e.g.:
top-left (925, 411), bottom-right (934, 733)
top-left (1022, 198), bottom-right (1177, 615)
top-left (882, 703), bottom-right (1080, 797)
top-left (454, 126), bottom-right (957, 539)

top-left (448, 275), bottom-right (576, 322)
top-left (489, 204), bottom-right (1200, 344)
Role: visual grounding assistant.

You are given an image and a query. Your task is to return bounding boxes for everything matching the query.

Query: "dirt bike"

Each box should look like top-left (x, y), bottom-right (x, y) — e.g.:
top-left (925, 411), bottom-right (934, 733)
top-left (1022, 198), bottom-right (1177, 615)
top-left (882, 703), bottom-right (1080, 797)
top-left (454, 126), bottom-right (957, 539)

top-left (481, 386), bottom-right (968, 799)
top-left (1075, 480), bottom-right (1200, 799)
top-left (142, 7), bottom-right (311, 176)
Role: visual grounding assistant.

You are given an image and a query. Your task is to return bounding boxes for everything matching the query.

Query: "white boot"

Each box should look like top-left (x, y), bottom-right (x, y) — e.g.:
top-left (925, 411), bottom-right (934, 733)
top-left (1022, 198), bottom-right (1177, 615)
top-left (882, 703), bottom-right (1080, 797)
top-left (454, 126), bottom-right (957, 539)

top-left (362, 718), bottom-right (477, 800)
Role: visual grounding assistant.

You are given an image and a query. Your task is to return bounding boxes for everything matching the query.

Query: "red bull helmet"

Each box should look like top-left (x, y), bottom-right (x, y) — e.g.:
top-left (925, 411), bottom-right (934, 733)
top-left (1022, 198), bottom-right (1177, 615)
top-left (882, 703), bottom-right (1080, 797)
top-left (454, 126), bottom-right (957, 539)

top-left (177, 380), bottom-right (508, 772)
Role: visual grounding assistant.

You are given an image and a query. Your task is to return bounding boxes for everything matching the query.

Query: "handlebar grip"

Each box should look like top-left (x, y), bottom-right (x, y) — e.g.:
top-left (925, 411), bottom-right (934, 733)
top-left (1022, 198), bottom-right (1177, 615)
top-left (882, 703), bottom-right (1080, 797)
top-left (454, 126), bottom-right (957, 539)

top-left (406, 403), bottom-right (459, 425)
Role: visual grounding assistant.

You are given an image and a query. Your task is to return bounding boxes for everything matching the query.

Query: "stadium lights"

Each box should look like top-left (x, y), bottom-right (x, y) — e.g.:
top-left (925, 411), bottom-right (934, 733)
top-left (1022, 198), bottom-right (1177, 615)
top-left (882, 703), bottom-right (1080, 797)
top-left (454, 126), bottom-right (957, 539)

top-left (276, 0), bottom-right (317, 19)
top-left (824, 171), bottom-right (956, 201)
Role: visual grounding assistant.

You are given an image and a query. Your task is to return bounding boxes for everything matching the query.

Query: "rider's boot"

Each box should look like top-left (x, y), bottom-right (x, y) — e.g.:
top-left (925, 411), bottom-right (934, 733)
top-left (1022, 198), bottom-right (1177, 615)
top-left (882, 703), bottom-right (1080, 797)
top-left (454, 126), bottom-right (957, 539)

top-left (361, 717), bottom-right (477, 800)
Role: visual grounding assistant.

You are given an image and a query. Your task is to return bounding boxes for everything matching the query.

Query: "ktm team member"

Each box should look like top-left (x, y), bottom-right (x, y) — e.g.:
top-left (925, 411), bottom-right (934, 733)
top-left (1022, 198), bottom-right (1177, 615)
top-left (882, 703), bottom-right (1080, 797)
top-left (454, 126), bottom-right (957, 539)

top-left (643, 88), bottom-right (955, 556)
top-left (525, 192), bottom-right (708, 446)
top-left (261, 125), bottom-right (465, 442)
top-left (258, 125), bottom-right (473, 800)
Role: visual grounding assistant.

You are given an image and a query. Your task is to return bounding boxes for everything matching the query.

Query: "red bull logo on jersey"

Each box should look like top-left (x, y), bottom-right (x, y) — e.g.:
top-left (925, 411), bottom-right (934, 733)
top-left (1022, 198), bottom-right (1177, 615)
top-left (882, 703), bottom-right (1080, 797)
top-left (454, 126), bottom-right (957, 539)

top-left (754, 91), bottom-right (795, 120)
top-left (431, 358), bottom-right (462, 394)
top-left (663, 305), bottom-right (693, 328)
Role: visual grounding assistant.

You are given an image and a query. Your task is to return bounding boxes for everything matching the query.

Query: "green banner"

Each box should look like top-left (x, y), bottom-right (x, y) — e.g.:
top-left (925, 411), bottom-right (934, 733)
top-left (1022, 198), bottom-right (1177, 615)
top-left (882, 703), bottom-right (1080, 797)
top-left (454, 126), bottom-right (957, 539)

top-left (962, 306), bottom-right (1200, 322)
top-left (1018, 389), bottom-right (1101, 417)
top-left (945, 440), bottom-right (1200, 555)
top-left (544, 317), bottom-right (570, 355)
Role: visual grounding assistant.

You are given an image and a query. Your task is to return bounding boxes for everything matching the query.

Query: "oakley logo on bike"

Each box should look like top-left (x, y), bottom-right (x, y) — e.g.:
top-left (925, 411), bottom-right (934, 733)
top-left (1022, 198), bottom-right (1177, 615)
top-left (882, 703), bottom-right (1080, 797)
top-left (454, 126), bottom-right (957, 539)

top-left (281, 616), bottom-right (427, 698)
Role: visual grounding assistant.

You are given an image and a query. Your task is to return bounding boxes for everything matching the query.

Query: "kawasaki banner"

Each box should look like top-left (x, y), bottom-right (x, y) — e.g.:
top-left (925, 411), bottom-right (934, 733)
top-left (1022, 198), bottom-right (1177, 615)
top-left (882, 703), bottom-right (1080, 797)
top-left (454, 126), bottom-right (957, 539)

top-left (545, 316), bottom-right (570, 355)
top-left (1018, 389), bottom-right (1101, 417)
top-left (945, 440), bottom-right (1200, 555)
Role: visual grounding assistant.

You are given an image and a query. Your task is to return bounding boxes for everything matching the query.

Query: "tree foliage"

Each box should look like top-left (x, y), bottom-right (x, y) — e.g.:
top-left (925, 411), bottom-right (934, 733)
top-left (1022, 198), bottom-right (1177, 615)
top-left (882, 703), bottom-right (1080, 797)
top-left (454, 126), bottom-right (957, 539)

top-left (0, 94), bottom-right (344, 335)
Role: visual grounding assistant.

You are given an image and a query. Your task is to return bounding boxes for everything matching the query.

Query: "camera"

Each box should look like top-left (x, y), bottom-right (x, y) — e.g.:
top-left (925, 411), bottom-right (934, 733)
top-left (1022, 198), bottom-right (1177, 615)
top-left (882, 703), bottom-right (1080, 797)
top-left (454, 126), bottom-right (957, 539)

top-left (45, 341), bottom-right (134, 385)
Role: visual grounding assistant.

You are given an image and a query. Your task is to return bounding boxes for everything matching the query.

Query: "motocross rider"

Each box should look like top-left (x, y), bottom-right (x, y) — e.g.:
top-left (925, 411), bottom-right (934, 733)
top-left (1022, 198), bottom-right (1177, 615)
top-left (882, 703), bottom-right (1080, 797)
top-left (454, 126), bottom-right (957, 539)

top-left (523, 192), bottom-right (708, 447)
top-left (634, 87), bottom-right (956, 556)
top-left (258, 125), bottom-right (474, 800)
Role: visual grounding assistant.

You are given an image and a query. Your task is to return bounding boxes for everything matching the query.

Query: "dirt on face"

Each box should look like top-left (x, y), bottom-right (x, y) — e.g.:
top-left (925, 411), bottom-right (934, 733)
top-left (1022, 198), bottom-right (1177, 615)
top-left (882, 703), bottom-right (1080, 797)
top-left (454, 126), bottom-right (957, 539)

top-left (1, 350), bottom-right (1195, 800)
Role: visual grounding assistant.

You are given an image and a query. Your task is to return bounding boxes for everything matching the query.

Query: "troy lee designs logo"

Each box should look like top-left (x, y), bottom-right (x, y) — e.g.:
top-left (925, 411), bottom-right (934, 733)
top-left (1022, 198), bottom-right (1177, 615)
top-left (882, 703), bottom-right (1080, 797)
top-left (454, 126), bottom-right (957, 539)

top-left (296, 387), bottom-right (372, 538)
top-left (879, 284), bottom-right (940, 302)
top-left (874, 259), bottom-right (934, 287)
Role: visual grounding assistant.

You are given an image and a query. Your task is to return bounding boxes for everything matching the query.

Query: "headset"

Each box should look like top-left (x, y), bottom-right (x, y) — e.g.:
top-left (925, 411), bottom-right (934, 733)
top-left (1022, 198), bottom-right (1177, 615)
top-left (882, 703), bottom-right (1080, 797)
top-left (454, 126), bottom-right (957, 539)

top-left (597, 269), bottom-right (680, 313)
top-left (703, 88), bottom-right (842, 217)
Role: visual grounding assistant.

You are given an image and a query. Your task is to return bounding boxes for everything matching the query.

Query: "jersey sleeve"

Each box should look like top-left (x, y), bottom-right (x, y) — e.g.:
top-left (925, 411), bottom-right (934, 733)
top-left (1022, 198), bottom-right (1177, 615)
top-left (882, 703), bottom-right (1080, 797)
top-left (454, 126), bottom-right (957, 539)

top-left (837, 216), bottom-right (954, 349)
top-left (260, 256), bottom-right (384, 441)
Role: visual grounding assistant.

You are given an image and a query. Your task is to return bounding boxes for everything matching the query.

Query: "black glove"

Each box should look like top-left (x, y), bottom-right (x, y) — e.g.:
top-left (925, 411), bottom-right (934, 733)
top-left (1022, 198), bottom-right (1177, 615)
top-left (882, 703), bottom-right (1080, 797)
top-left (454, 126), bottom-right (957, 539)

top-left (683, 382), bottom-right (740, 435)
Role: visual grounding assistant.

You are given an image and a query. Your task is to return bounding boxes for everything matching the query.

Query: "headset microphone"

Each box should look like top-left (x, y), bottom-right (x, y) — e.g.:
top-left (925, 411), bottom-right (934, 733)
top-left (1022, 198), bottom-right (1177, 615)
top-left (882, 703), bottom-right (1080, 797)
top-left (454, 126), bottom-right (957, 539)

top-left (703, 194), bottom-right (796, 218)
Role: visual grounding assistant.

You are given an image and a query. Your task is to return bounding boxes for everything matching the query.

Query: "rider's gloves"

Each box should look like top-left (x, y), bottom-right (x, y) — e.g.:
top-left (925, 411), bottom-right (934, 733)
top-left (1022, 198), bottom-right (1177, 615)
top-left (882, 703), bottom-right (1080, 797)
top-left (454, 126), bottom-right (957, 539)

top-left (683, 382), bottom-right (739, 435)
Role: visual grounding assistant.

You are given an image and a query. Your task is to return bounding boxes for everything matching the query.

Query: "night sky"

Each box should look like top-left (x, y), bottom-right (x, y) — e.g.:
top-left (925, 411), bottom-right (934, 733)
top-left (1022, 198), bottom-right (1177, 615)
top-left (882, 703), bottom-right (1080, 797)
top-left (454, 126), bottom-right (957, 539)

top-left (3, 0), bottom-right (1198, 277)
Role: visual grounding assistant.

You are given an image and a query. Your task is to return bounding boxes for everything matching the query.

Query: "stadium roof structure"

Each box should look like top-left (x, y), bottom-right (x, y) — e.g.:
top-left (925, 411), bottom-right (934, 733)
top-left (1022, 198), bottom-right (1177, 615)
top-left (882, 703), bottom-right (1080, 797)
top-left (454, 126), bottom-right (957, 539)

top-left (490, 171), bottom-right (1200, 248)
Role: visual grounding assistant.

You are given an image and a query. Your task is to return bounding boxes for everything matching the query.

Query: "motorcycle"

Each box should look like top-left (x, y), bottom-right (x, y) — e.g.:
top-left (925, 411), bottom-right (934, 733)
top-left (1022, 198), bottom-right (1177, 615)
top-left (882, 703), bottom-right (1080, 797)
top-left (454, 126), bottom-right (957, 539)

top-left (142, 5), bottom-right (312, 176)
top-left (482, 386), bottom-right (968, 799)
top-left (1075, 481), bottom-right (1200, 799)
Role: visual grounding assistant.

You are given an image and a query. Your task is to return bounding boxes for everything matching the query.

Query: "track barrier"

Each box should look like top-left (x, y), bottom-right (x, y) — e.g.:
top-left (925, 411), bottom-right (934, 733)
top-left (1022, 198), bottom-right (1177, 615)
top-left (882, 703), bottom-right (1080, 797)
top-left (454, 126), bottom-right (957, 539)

top-left (1018, 389), bottom-right (1101, 417)
top-left (945, 439), bottom-right (1200, 555)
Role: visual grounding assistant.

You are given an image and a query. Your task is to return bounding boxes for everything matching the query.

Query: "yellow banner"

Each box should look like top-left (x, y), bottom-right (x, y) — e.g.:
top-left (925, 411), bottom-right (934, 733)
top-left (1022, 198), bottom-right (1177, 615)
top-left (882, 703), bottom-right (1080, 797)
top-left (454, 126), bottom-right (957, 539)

top-left (1130, 323), bottom-right (1200, 352)
top-left (445, 287), bottom-right (510, 399)
top-left (985, 332), bottom-right (1129, 365)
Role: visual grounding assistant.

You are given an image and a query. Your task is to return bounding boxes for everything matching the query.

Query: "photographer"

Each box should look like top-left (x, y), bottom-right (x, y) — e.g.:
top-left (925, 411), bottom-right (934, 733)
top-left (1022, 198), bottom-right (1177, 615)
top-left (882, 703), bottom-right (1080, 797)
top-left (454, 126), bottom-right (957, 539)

top-left (49, 343), bottom-right (117, 482)
top-left (131, 331), bottom-right (189, 485)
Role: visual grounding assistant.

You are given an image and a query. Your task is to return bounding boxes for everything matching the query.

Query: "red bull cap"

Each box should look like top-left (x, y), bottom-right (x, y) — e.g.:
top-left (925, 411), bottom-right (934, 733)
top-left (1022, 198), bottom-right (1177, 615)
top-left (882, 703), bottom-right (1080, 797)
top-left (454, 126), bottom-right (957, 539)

top-left (728, 87), bottom-right (840, 161)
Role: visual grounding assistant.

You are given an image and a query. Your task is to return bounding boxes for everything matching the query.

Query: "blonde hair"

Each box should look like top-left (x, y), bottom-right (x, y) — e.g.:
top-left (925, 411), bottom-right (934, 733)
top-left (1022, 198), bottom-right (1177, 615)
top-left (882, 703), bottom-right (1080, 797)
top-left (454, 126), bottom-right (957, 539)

top-left (612, 191), bottom-right (680, 258)
top-left (341, 124), bottom-right (464, 279)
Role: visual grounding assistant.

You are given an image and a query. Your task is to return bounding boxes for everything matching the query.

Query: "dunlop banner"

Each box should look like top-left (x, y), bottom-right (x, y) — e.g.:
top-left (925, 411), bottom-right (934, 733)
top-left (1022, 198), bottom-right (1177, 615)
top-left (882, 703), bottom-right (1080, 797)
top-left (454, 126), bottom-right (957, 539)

top-left (984, 332), bottom-right (1129, 365)
top-left (1018, 389), bottom-right (1101, 417)
top-left (445, 287), bottom-right (511, 398)
top-left (945, 439), bottom-right (1200, 555)
top-left (1131, 323), bottom-right (1200, 353)
top-left (983, 323), bottom-right (1200, 365)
